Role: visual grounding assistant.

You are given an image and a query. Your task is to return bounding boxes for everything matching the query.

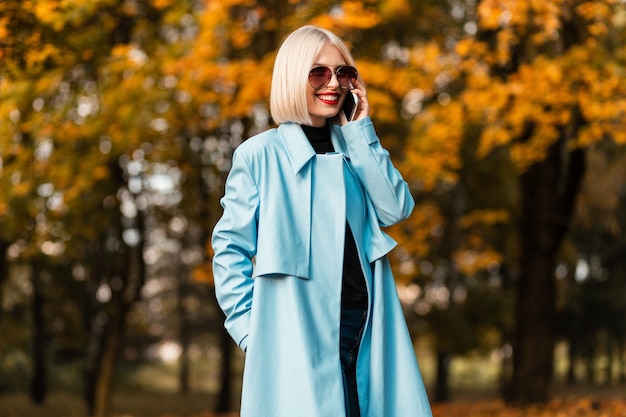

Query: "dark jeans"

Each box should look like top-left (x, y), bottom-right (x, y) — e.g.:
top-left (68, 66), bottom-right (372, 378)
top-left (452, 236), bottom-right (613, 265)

top-left (340, 308), bottom-right (367, 417)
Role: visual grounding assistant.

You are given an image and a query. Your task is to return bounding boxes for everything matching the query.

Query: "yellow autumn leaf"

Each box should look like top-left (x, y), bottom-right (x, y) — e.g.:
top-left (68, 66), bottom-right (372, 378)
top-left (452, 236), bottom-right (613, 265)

top-left (151, 0), bottom-right (173, 9)
top-left (12, 182), bottom-right (32, 197)
top-left (92, 165), bottom-right (109, 181)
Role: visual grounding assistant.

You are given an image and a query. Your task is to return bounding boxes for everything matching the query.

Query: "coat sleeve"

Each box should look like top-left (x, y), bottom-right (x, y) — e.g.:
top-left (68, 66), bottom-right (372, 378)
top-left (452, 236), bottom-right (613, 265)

top-left (340, 117), bottom-right (415, 226)
top-left (211, 150), bottom-right (259, 352)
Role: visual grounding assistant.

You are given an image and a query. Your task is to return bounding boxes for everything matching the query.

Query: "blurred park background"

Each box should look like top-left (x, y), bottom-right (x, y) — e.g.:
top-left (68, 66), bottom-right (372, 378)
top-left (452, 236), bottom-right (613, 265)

top-left (1, 0), bottom-right (626, 416)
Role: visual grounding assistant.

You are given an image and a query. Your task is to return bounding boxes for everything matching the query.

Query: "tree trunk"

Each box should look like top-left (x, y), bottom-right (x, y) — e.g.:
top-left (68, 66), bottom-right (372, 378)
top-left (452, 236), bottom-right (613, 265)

top-left (84, 311), bottom-right (106, 416)
top-left (97, 304), bottom-right (130, 417)
top-left (178, 276), bottom-right (191, 395)
top-left (509, 139), bottom-right (586, 404)
top-left (0, 241), bottom-right (9, 393)
top-left (215, 324), bottom-right (233, 413)
top-left (179, 338), bottom-right (190, 395)
top-left (30, 261), bottom-right (47, 405)
top-left (85, 207), bottom-right (147, 417)
top-left (584, 342), bottom-right (595, 383)
top-left (434, 349), bottom-right (451, 403)
top-left (618, 337), bottom-right (626, 384)
top-left (510, 248), bottom-right (556, 403)
top-left (604, 337), bottom-right (613, 385)
top-left (567, 338), bottom-right (577, 385)
top-left (0, 240), bottom-right (9, 323)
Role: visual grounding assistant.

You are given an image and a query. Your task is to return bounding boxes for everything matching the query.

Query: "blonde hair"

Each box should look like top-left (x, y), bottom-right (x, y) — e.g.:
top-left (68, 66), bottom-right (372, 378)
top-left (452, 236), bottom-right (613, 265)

top-left (270, 26), bottom-right (357, 125)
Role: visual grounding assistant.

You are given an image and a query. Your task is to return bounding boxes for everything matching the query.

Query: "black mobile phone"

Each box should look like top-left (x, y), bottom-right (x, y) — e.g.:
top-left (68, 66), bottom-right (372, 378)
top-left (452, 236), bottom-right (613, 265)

top-left (342, 90), bottom-right (359, 121)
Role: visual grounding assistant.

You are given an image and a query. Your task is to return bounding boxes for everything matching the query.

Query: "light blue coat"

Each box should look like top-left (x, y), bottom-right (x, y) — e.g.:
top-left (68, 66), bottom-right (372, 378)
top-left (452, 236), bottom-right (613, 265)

top-left (212, 117), bottom-right (432, 417)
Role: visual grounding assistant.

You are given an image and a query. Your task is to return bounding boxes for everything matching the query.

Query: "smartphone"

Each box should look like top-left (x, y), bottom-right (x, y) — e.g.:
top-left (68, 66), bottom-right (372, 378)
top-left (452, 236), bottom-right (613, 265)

top-left (342, 90), bottom-right (359, 121)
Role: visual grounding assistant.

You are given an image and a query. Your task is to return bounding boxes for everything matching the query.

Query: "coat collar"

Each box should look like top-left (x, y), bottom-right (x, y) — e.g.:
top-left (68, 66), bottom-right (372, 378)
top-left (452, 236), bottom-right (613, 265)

top-left (278, 123), bottom-right (315, 175)
top-left (330, 123), bottom-right (349, 156)
top-left (278, 122), bottom-right (349, 175)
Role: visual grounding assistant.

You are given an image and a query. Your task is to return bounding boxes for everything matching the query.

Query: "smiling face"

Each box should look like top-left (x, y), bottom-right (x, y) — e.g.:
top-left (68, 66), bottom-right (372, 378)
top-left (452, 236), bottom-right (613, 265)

top-left (306, 44), bottom-right (349, 127)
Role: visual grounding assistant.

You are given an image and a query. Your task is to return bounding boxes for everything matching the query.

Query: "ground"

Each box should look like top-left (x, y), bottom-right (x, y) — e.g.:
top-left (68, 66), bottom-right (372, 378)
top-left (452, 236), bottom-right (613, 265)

top-left (1, 386), bottom-right (625, 417)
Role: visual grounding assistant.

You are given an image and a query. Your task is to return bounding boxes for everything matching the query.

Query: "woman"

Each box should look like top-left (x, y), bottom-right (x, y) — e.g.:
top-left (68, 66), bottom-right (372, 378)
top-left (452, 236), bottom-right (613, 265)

top-left (211, 25), bottom-right (432, 417)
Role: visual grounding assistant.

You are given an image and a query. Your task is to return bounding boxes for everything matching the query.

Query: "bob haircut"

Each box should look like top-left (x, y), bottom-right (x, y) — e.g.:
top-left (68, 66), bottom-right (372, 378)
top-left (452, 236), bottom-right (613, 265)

top-left (270, 26), bottom-right (360, 126)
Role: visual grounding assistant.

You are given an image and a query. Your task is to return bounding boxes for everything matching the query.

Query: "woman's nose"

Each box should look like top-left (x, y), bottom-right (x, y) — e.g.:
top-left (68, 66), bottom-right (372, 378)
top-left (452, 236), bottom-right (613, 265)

top-left (327, 71), bottom-right (341, 88)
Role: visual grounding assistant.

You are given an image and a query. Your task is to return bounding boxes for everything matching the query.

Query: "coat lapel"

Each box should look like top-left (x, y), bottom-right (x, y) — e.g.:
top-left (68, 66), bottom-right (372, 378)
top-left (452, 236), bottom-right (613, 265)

top-left (330, 123), bottom-right (350, 156)
top-left (278, 123), bottom-right (316, 175)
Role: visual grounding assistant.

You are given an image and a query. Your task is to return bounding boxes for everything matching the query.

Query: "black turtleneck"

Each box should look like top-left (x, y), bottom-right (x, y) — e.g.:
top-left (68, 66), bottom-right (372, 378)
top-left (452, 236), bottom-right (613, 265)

top-left (301, 124), bottom-right (368, 310)
top-left (301, 124), bottom-right (335, 154)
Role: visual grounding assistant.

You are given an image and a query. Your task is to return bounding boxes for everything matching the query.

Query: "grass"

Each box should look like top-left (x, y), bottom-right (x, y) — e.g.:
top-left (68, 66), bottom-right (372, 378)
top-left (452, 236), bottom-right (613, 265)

top-left (1, 382), bottom-right (625, 417)
top-left (1, 348), bottom-right (624, 417)
top-left (0, 354), bottom-right (242, 417)
top-left (0, 391), bottom-right (228, 417)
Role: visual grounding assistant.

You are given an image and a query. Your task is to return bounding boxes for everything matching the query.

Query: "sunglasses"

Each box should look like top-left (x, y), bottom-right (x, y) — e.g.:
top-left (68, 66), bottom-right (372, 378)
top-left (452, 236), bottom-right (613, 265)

top-left (308, 65), bottom-right (358, 90)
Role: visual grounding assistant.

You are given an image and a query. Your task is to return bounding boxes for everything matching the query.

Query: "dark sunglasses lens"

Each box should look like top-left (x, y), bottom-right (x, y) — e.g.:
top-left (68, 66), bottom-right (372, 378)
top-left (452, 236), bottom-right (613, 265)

top-left (336, 66), bottom-right (358, 86)
top-left (309, 67), bottom-right (332, 89)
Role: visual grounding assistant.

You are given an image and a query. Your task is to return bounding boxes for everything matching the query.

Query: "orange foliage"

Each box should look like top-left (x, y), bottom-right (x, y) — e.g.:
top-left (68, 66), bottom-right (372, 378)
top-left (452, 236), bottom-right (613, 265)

top-left (477, 0), bottom-right (563, 40)
top-left (192, 261), bottom-right (213, 285)
top-left (388, 202), bottom-right (445, 283)
top-left (311, 1), bottom-right (381, 30)
top-left (151, 0), bottom-right (174, 10)
top-left (2, 0), bottom-right (624, 280)
top-left (415, 0), bottom-right (626, 175)
top-left (379, 0), bottom-right (411, 18)
top-left (458, 209), bottom-right (509, 229)
top-left (394, 0), bottom-right (626, 280)
top-left (402, 101), bottom-right (463, 191)
top-left (453, 246), bottom-right (503, 276)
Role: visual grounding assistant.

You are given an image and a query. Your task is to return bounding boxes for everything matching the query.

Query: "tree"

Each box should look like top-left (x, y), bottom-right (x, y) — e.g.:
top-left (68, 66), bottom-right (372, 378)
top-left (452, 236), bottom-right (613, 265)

top-left (1, 0), bottom-right (203, 414)
top-left (562, 145), bottom-right (626, 385)
top-left (0, 241), bottom-right (8, 322)
top-left (401, 0), bottom-right (626, 403)
top-left (391, 129), bottom-right (517, 402)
